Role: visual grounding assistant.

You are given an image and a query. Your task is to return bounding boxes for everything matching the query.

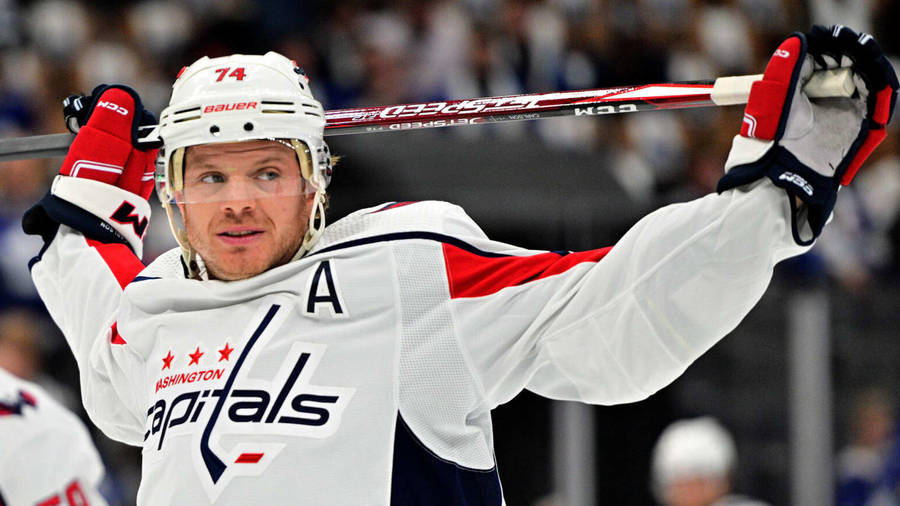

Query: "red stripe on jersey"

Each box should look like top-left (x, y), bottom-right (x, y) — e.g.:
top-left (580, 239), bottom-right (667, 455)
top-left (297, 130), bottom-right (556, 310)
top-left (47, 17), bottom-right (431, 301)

top-left (19, 390), bottom-right (36, 407)
top-left (235, 452), bottom-right (264, 464)
top-left (443, 243), bottom-right (612, 299)
top-left (85, 238), bottom-right (145, 289)
top-left (110, 321), bottom-right (127, 345)
top-left (369, 201), bottom-right (420, 214)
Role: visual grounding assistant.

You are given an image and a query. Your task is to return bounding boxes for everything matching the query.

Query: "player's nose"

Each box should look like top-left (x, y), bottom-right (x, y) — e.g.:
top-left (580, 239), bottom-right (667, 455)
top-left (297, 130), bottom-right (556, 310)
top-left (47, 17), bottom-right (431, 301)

top-left (218, 179), bottom-right (258, 213)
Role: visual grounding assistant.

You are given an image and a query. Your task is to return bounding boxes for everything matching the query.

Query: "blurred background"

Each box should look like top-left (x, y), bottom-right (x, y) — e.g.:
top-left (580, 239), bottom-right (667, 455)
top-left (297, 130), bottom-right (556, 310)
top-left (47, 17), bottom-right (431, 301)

top-left (0, 0), bottom-right (898, 504)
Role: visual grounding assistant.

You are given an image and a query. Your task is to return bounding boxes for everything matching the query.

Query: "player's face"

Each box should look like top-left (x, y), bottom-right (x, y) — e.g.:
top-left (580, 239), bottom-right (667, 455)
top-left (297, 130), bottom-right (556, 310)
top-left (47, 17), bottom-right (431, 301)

top-left (661, 476), bottom-right (730, 506)
top-left (180, 140), bottom-right (315, 281)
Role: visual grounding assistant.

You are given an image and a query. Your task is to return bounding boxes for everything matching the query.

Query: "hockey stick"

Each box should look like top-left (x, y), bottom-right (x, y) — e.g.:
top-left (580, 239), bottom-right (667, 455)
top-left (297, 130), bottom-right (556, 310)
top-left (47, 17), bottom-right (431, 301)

top-left (0, 69), bottom-right (854, 162)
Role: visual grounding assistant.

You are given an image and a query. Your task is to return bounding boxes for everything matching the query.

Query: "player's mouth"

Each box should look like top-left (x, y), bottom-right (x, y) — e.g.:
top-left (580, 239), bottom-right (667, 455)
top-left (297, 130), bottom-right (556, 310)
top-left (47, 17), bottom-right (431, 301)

top-left (217, 227), bottom-right (264, 245)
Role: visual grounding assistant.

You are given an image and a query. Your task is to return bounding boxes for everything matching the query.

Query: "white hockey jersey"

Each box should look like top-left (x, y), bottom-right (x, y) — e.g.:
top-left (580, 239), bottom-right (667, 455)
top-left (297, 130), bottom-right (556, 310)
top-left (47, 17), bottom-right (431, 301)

top-left (0, 368), bottom-right (108, 506)
top-left (29, 181), bottom-right (808, 505)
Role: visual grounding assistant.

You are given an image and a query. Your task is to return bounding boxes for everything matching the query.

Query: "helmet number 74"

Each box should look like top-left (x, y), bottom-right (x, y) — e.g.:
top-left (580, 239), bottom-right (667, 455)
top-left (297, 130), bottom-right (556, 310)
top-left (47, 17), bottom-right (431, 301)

top-left (214, 67), bottom-right (247, 82)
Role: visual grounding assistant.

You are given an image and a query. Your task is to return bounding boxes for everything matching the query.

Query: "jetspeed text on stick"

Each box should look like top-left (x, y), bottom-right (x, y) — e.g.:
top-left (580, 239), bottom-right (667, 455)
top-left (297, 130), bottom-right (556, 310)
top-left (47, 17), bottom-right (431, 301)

top-left (377, 97), bottom-right (547, 120)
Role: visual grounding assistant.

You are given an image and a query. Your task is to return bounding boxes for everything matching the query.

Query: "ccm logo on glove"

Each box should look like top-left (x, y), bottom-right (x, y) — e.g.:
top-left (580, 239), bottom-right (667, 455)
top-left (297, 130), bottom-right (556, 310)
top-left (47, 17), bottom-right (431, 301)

top-left (97, 100), bottom-right (129, 116)
top-left (777, 172), bottom-right (813, 196)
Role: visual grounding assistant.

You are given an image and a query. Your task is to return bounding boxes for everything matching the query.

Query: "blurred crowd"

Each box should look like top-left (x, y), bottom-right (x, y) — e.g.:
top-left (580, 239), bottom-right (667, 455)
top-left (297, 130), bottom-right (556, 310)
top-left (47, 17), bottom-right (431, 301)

top-left (0, 0), bottom-right (898, 504)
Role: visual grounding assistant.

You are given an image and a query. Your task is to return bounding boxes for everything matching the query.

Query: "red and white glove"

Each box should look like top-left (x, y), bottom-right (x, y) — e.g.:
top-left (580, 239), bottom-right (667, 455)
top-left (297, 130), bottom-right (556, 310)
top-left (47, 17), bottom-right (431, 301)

top-left (717, 25), bottom-right (898, 245)
top-left (25, 85), bottom-right (159, 258)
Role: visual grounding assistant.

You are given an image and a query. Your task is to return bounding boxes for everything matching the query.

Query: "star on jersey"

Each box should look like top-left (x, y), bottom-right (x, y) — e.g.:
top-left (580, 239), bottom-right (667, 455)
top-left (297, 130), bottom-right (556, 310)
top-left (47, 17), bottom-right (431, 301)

top-left (218, 343), bottom-right (234, 362)
top-left (189, 347), bottom-right (204, 366)
top-left (162, 351), bottom-right (174, 370)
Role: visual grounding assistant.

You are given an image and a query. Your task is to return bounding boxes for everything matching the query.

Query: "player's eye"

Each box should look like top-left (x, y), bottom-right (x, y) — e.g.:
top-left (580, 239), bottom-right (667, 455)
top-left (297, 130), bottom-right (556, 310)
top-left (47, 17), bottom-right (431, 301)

top-left (256, 168), bottom-right (281, 181)
top-left (199, 172), bottom-right (226, 184)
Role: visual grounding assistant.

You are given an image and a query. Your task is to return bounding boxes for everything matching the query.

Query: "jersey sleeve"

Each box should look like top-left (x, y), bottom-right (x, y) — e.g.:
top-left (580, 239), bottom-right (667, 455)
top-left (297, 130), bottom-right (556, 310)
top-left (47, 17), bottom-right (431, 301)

top-left (0, 373), bottom-right (109, 506)
top-left (25, 184), bottom-right (151, 445)
top-left (443, 180), bottom-right (809, 408)
top-left (0, 413), bottom-right (110, 506)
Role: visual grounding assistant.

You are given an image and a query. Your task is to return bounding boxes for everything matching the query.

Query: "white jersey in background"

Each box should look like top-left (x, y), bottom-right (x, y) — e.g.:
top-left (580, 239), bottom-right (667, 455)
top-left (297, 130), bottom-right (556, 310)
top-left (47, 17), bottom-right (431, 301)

top-left (0, 368), bottom-right (108, 506)
top-left (29, 183), bottom-right (807, 505)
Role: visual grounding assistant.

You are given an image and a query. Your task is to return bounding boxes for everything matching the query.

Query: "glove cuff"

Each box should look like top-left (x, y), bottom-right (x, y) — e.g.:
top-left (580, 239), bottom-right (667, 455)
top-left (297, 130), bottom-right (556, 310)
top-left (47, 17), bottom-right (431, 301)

top-left (47, 176), bottom-right (150, 257)
top-left (718, 145), bottom-right (838, 246)
top-left (724, 134), bottom-right (774, 172)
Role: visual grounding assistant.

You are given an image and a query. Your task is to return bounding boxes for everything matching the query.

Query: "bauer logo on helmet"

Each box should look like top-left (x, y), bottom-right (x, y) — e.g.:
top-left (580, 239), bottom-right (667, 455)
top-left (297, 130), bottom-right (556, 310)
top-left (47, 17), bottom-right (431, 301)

top-left (202, 102), bottom-right (259, 114)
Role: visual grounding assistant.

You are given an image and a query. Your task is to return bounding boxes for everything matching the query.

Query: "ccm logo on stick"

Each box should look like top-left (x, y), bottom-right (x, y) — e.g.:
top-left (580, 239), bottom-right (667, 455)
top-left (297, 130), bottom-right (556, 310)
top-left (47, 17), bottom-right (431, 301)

top-left (98, 100), bottom-right (128, 115)
top-left (203, 102), bottom-right (258, 113)
top-left (575, 104), bottom-right (638, 116)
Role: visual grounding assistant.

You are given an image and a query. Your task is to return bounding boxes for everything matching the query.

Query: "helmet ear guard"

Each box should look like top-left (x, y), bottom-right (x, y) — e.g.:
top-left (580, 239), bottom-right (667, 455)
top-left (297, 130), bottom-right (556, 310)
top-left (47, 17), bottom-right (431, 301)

top-left (156, 145), bottom-right (202, 277)
top-left (154, 51), bottom-right (332, 279)
top-left (288, 137), bottom-right (330, 261)
top-left (291, 138), bottom-right (333, 190)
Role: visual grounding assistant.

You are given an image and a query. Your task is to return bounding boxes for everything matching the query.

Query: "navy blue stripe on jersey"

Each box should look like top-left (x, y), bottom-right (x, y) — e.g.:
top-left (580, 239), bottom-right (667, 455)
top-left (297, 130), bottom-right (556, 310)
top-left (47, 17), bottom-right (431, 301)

top-left (200, 304), bottom-right (280, 483)
top-left (311, 231), bottom-right (611, 299)
top-left (369, 201), bottom-right (421, 214)
top-left (371, 201), bottom-right (398, 213)
top-left (312, 232), bottom-right (510, 258)
top-left (378, 202), bottom-right (398, 210)
top-left (391, 414), bottom-right (501, 506)
top-left (131, 276), bottom-right (160, 283)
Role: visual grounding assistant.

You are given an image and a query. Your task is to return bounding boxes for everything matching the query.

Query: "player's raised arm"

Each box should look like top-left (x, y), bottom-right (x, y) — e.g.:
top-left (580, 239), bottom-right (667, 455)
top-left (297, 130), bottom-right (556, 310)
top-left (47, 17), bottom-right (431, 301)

top-left (22, 85), bottom-right (158, 442)
top-left (445, 25), bottom-right (897, 407)
top-left (24, 85), bottom-right (158, 341)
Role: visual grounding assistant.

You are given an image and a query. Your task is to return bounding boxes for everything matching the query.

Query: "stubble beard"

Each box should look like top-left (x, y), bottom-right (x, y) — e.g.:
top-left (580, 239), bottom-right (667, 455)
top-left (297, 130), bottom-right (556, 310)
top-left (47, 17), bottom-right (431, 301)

top-left (184, 210), bottom-right (309, 281)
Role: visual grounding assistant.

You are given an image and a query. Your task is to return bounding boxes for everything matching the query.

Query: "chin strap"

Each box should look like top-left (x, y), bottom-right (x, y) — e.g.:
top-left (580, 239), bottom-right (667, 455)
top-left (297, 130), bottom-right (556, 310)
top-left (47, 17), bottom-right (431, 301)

top-left (159, 193), bottom-right (208, 280)
top-left (292, 188), bottom-right (327, 261)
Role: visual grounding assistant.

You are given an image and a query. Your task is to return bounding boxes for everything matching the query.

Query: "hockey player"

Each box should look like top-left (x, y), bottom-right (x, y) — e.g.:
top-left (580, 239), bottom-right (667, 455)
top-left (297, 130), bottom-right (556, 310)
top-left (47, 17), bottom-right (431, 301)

top-left (0, 367), bottom-right (109, 505)
top-left (651, 417), bottom-right (771, 506)
top-left (22, 26), bottom-right (897, 505)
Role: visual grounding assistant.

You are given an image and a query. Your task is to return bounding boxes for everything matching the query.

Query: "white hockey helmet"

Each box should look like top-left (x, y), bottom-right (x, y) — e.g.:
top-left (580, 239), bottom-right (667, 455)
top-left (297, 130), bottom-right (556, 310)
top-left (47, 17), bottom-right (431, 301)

top-left (651, 417), bottom-right (737, 499)
top-left (155, 51), bottom-right (332, 278)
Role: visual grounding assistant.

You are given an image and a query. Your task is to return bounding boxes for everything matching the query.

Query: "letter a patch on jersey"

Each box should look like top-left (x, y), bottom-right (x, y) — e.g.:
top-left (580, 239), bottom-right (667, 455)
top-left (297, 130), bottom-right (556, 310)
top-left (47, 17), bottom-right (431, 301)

top-left (304, 261), bottom-right (348, 318)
